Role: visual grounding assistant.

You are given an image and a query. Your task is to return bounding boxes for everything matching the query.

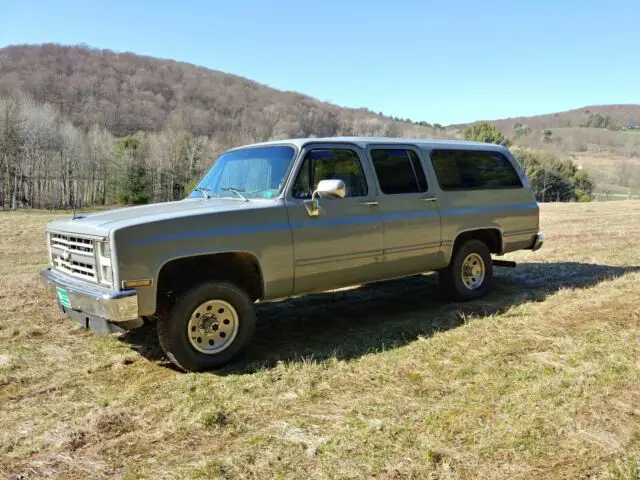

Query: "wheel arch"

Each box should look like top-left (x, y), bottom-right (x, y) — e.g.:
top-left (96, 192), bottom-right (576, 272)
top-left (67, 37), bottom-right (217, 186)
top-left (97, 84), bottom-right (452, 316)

top-left (155, 250), bottom-right (265, 312)
top-left (447, 227), bottom-right (503, 263)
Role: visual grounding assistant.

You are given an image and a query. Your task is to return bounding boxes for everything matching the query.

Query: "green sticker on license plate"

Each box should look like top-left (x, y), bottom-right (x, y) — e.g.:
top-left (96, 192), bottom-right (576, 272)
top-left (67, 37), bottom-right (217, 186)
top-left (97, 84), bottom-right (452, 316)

top-left (56, 287), bottom-right (71, 308)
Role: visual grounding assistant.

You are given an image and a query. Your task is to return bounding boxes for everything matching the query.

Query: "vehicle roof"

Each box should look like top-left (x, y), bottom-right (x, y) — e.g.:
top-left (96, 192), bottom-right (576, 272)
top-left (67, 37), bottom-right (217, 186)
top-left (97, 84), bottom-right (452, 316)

top-left (227, 136), bottom-right (509, 152)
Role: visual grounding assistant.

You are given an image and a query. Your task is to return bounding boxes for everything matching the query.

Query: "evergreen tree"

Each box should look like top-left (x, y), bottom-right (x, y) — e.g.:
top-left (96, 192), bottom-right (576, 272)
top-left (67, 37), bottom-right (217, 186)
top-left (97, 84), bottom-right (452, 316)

top-left (115, 135), bottom-right (152, 204)
top-left (463, 122), bottom-right (510, 146)
top-left (513, 150), bottom-right (595, 202)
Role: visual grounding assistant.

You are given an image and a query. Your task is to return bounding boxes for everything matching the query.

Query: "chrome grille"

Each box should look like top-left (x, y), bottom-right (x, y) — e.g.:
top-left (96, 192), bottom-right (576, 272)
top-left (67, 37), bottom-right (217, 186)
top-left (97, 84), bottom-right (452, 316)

top-left (49, 233), bottom-right (97, 282)
top-left (52, 257), bottom-right (97, 281)
top-left (50, 233), bottom-right (94, 254)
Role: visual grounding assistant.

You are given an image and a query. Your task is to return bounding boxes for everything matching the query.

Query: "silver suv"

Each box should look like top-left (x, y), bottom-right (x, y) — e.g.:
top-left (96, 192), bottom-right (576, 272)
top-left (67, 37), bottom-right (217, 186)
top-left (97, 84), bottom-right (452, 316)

top-left (41, 137), bottom-right (543, 371)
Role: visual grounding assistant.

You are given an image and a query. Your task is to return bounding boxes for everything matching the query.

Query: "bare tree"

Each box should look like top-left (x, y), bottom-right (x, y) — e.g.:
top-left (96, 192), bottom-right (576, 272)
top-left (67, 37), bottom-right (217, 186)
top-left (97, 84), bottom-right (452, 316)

top-left (616, 158), bottom-right (632, 188)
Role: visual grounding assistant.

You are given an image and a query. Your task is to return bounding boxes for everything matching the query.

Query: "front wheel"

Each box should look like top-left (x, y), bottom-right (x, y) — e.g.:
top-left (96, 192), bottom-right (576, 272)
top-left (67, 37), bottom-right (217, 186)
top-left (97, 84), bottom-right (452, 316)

top-left (157, 281), bottom-right (256, 371)
top-left (438, 239), bottom-right (493, 301)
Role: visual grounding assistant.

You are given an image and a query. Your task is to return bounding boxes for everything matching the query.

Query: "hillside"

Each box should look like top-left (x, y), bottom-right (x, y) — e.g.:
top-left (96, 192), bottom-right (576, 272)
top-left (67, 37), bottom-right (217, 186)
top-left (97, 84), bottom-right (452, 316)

top-left (0, 43), bottom-right (443, 140)
top-left (2, 44), bottom-right (637, 141)
top-left (0, 44), bottom-right (448, 210)
top-left (1, 43), bottom-right (638, 209)
top-left (454, 104), bottom-right (640, 132)
top-left (452, 107), bottom-right (640, 193)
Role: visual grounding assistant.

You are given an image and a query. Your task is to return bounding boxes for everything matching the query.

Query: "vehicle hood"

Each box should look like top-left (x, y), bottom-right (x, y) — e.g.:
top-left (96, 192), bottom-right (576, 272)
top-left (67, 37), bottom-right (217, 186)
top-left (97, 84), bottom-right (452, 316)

top-left (46, 198), bottom-right (259, 237)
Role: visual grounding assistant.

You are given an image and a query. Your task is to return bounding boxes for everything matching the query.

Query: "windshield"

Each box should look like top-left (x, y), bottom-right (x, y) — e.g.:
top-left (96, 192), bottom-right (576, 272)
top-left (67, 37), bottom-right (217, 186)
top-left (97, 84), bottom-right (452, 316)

top-left (189, 146), bottom-right (295, 200)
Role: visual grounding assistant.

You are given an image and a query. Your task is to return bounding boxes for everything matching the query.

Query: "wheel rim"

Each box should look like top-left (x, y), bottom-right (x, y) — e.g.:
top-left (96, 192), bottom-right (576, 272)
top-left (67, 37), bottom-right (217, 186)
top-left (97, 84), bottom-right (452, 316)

top-left (461, 253), bottom-right (485, 290)
top-left (187, 299), bottom-right (239, 354)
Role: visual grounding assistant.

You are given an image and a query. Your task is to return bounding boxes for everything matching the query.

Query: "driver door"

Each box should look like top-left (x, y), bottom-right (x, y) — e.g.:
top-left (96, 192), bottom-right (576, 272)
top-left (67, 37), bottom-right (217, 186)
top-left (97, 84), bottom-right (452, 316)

top-left (285, 145), bottom-right (384, 293)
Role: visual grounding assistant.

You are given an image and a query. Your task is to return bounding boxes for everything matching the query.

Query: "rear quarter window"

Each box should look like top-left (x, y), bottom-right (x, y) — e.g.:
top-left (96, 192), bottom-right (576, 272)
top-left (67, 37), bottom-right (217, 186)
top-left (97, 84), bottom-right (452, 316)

top-left (430, 149), bottom-right (522, 190)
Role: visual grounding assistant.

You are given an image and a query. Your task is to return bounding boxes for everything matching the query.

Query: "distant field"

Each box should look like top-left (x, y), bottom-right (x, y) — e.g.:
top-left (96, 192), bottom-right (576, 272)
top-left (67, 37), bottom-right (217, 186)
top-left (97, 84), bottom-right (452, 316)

top-left (505, 126), bottom-right (640, 195)
top-left (1, 203), bottom-right (639, 479)
top-left (552, 126), bottom-right (640, 148)
top-left (571, 152), bottom-right (640, 177)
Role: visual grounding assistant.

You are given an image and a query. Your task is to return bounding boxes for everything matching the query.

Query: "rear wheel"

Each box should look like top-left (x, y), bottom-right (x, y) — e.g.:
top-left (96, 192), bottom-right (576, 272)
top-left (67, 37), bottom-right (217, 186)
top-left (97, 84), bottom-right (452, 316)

top-left (439, 239), bottom-right (493, 301)
top-left (157, 281), bottom-right (256, 371)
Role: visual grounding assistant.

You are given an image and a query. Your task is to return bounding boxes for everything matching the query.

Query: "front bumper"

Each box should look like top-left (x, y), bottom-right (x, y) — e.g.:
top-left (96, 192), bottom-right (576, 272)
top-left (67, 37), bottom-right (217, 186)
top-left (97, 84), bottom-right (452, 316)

top-left (40, 267), bottom-right (139, 323)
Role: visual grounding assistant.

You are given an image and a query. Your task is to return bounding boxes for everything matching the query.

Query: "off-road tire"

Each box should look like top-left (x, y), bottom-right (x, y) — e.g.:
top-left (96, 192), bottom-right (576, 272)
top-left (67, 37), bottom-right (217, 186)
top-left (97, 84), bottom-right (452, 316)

top-left (157, 281), bottom-right (256, 371)
top-left (438, 239), bottom-right (493, 301)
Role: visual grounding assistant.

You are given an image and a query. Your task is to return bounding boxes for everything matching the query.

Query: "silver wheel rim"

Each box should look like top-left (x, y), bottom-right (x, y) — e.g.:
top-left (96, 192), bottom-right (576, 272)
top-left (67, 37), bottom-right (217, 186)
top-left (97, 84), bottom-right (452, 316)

top-left (187, 299), bottom-right (239, 354)
top-left (461, 253), bottom-right (485, 290)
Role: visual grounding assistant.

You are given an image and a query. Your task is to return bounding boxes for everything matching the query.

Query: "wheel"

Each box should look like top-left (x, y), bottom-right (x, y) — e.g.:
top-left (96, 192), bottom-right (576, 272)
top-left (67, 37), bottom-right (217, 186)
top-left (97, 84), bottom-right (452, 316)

top-left (438, 239), bottom-right (493, 301)
top-left (157, 281), bottom-right (256, 371)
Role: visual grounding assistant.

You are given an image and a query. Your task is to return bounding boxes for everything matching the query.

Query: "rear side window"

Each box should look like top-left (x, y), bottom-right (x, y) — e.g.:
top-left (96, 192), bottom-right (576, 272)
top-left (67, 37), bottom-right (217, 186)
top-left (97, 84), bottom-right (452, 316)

top-left (430, 150), bottom-right (522, 190)
top-left (292, 148), bottom-right (368, 198)
top-left (370, 149), bottom-right (428, 194)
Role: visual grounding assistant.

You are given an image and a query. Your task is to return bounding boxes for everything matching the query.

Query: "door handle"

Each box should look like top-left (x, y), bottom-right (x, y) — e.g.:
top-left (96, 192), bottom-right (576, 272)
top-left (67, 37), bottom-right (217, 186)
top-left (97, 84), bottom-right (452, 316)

top-left (359, 201), bottom-right (379, 207)
top-left (421, 196), bottom-right (437, 203)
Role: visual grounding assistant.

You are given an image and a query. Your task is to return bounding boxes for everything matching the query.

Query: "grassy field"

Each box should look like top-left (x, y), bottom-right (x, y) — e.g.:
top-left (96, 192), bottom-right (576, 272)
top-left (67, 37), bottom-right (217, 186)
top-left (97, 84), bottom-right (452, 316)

top-left (570, 152), bottom-right (640, 199)
top-left (1, 202), bottom-right (639, 479)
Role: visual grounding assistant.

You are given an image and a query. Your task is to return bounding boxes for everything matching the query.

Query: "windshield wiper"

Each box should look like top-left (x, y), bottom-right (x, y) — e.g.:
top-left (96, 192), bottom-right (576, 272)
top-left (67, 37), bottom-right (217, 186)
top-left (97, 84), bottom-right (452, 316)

top-left (221, 187), bottom-right (248, 202)
top-left (194, 187), bottom-right (210, 199)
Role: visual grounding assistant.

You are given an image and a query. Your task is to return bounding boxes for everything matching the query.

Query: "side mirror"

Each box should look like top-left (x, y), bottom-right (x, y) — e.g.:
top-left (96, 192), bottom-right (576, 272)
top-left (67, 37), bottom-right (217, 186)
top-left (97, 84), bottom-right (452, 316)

top-left (313, 179), bottom-right (346, 199)
top-left (303, 179), bottom-right (346, 217)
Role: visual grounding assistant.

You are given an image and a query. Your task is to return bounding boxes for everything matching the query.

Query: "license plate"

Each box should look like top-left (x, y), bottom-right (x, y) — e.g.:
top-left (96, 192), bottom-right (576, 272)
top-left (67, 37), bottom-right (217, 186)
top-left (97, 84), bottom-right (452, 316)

top-left (56, 287), bottom-right (71, 308)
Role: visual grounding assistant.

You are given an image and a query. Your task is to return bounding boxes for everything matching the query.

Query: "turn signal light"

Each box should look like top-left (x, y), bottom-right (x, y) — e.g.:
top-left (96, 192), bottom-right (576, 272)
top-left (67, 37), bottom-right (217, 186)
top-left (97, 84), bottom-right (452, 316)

top-left (122, 279), bottom-right (153, 289)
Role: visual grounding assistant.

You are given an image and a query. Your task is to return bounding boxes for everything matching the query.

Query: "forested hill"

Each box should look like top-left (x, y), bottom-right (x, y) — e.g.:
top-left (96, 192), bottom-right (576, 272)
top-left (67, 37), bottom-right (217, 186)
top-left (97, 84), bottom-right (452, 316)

top-left (0, 43), bottom-right (636, 211)
top-left (455, 105), bottom-right (640, 132)
top-left (2, 44), bottom-right (637, 140)
top-left (0, 43), bottom-right (443, 140)
top-left (0, 44), bottom-right (447, 211)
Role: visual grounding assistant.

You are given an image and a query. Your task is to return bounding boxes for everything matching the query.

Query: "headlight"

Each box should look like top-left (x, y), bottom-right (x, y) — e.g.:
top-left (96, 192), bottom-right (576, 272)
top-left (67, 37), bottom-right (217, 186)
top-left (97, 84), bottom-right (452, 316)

top-left (96, 240), bottom-right (113, 285)
top-left (100, 241), bottom-right (111, 258)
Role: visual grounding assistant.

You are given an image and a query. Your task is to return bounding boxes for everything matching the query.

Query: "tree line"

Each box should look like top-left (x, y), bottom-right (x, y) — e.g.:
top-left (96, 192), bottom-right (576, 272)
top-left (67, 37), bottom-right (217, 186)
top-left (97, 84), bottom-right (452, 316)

top-left (0, 44), bottom-right (450, 210)
top-left (0, 92), bottom-right (445, 210)
top-left (1, 94), bottom-right (597, 211)
top-left (0, 93), bottom-right (215, 209)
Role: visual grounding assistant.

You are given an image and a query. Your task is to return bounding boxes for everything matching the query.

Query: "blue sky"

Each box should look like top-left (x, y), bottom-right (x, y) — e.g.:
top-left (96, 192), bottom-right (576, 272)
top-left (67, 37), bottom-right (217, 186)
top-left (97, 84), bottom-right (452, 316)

top-left (1, 0), bottom-right (638, 125)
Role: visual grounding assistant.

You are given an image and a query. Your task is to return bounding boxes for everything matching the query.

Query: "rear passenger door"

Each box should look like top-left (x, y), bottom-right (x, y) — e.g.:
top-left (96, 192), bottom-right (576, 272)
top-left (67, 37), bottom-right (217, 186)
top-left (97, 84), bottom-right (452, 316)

top-left (366, 145), bottom-right (444, 277)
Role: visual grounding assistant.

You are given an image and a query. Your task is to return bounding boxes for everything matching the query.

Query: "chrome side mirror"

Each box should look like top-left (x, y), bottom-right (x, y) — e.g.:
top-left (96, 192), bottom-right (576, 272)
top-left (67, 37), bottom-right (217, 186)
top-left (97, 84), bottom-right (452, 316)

top-left (303, 179), bottom-right (346, 217)
top-left (313, 179), bottom-right (346, 199)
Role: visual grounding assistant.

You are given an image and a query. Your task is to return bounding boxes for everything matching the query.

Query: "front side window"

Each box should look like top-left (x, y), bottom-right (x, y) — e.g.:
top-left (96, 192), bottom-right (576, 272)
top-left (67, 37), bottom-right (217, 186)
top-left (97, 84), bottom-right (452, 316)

top-left (292, 148), bottom-right (368, 199)
top-left (430, 149), bottom-right (522, 190)
top-left (371, 149), bottom-right (428, 194)
top-left (190, 146), bottom-right (295, 199)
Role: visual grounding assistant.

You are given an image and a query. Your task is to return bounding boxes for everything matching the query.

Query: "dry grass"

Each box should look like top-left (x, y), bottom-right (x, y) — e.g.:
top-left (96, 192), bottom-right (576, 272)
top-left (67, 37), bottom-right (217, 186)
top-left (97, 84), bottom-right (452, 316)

top-left (1, 202), bottom-right (639, 479)
top-left (570, 153), bottom-right (640, 197)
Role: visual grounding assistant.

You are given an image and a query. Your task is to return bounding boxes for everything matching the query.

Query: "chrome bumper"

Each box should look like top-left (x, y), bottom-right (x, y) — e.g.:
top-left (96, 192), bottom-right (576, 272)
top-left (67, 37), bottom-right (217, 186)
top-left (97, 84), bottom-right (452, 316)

top-left (530, 233), bottom-right (544, 252)
top-left (40, 268), bottom-right (138, 322)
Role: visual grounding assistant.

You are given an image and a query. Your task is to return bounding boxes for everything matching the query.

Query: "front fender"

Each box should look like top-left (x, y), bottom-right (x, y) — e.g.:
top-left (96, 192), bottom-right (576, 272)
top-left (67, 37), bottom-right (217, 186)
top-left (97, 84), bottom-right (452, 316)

top-left (112, 207), bottom-right (294, 316)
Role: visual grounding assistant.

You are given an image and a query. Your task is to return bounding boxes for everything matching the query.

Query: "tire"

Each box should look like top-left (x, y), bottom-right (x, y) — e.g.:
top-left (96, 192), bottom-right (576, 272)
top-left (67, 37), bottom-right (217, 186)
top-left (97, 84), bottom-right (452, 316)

top-left (438, 239), bottom-right (493, 301)
top-left (157, 281), bottom-right (256, 372)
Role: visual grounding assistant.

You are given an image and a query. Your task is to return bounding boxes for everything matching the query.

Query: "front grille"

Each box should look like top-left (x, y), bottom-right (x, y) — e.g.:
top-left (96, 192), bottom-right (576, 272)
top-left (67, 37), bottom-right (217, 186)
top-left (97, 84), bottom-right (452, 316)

top-left (50, 233), bottom-right (94, 254)
top-left (49, 233), bottom-right (97, 282)
top-left (52, 256), bottom-right (97, 281)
